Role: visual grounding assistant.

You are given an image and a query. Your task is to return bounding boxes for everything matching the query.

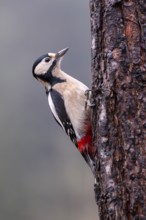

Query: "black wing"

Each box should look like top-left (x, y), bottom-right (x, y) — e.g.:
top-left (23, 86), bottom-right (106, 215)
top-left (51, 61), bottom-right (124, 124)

top-left (49, 89), bottom-right (78, 146)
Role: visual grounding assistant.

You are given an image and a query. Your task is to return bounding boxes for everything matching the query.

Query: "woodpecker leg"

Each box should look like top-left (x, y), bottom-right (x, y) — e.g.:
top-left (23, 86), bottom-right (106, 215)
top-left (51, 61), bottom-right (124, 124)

top-left (85, 89), bottom-right (96, 108)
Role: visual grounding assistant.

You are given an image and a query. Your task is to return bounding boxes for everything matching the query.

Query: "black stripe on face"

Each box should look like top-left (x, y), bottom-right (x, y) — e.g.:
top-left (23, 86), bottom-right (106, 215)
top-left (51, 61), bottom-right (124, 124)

top-left (33, 56), bottom-right (66, 86)
top-left (39, 60), bottom-right (66, 85)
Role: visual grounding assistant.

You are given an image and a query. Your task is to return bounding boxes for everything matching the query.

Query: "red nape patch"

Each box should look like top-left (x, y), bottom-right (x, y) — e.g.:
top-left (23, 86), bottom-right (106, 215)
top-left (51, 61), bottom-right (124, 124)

top-left (77, 133), bottom-right (92, 153)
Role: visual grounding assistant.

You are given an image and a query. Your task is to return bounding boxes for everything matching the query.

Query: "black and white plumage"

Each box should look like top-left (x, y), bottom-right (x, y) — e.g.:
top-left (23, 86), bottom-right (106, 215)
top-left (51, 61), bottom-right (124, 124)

top-left (48, 88), bottom-right (77, 145)
top-left (32, 48), bottom-right (96, 173)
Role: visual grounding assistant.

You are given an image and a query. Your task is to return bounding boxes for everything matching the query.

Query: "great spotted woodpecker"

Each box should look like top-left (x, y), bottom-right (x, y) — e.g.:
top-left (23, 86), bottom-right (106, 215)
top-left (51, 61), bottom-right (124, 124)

top-left (32, 48), bottom-right (96, 174)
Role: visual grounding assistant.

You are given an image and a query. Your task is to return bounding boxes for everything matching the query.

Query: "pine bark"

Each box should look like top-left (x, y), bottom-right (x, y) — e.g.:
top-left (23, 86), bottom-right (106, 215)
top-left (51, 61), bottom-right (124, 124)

top-left (89, 1), bottom-right (146, 219)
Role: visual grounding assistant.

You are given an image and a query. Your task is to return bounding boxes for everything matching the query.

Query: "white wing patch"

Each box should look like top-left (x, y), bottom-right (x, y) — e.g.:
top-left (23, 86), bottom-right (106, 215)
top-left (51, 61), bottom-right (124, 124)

top-left (48, 93), bottom-right (64, 130)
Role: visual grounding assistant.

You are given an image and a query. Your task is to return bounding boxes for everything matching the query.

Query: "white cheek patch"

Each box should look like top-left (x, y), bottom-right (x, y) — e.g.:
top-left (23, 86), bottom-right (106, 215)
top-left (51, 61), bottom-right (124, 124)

top-left (34, 60), bottom-right (53, 75)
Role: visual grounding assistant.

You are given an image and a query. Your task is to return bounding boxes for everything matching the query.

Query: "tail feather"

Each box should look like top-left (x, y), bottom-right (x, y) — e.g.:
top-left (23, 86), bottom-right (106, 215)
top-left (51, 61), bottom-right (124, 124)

top-left (77, 131), bottom-right (96, 174)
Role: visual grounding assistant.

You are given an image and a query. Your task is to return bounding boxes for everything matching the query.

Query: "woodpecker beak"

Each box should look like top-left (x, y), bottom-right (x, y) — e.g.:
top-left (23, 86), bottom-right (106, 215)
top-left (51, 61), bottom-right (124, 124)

top-left (55, 48), bottom-right (69, 59)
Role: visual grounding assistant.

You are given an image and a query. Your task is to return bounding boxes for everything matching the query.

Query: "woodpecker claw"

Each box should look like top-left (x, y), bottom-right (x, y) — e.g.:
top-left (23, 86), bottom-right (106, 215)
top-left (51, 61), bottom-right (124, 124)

top-left (85, 89), bottom-right (96, 108)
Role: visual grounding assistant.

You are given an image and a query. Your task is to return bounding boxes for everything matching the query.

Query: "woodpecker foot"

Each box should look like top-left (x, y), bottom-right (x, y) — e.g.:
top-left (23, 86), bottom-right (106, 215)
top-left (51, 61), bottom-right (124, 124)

top-left (85, 89), bottom-right (96, 108)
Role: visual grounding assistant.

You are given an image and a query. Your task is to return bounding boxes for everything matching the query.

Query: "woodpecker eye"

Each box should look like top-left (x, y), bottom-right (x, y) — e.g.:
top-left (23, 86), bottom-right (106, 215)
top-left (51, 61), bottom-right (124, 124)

top-left (44, 57), bottom-right (50, 63)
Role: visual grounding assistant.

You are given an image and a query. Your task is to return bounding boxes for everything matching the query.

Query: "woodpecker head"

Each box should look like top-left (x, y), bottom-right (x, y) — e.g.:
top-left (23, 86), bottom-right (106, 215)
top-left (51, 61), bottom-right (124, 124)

top-left (32, 47), bottom-right (69, 83)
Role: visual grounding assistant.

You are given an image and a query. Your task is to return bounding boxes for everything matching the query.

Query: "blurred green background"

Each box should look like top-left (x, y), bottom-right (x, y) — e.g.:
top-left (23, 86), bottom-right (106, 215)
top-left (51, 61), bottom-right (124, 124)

top-left (0, 0), bottom-right (98, 219)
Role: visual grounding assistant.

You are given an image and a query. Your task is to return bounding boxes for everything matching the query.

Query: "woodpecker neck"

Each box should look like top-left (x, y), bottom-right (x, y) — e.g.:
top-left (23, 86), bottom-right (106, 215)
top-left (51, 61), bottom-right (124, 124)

top-left (37, 67), bottom-right (66, 93)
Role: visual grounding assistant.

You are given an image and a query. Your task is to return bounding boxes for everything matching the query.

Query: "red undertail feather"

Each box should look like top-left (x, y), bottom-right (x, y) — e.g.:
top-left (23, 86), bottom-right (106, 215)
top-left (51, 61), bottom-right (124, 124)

top-left (77, 130), bottom-right (96, 158)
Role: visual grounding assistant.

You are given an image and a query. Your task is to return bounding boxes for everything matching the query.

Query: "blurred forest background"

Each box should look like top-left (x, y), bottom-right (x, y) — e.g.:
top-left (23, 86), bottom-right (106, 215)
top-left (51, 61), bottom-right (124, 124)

top-left (0, 0), bottom-right (97, 219)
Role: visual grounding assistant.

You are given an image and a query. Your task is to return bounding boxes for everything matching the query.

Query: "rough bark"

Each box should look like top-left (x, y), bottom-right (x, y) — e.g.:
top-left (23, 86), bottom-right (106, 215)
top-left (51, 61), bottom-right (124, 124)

top-left (90, 0), bottom-right (146, 219)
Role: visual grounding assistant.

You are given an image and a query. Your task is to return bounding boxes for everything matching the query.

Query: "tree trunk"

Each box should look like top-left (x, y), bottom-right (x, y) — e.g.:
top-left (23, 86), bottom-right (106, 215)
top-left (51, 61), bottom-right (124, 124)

top-left (89, 0), bottom-right (146, 219)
